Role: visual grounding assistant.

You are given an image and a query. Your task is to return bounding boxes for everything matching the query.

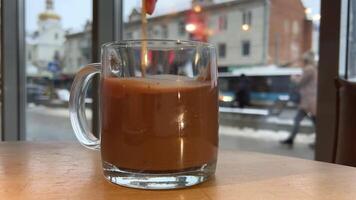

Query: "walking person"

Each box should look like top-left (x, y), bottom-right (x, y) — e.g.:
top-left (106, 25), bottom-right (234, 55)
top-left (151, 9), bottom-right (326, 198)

top-left (280, 52), bottom-right (318, 145)
top-left (236, 74), bottom-right (251, 108)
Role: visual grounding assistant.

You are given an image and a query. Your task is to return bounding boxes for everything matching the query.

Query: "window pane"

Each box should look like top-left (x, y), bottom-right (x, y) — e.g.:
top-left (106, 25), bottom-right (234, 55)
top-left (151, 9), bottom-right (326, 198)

top-left (123, 0), bottom-right (320, 160)
top-left (242, 41), bottom-right (250, 56)
top-left (218, 15), bottom-right (227, 30)
top-left (242, 10), bottom-right (252, 26)
top-left (178, 20), bottom-right (186, 36)
top-left (218, 43), bottom-right (226, 58)
top-left (0, 0), bottom-right (2, 137)
top-left (348, 0), bottom-right (356, 81)
top-left (25, 0), bottom-right (93, 140)
top-left (243, 11), bottom-right (246, 25)
top-left (248, 10), bottom-right (252, 25)
top-left (161, 24), bottom-right (168, 38)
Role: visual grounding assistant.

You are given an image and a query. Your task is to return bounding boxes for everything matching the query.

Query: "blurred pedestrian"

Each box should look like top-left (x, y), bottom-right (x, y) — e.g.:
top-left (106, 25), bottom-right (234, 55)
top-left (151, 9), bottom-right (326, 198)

top-left (280, 52), bottom-right (318, 145)
top-left (236, 74), bottom-right (251, 108)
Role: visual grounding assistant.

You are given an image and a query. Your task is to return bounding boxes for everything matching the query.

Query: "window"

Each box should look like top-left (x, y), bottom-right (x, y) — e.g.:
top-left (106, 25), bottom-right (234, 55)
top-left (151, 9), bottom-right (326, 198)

top-left (148, 27), bottom-right (153, 37)
top-left (347, 0), bottom-right (356, 80)
top-left (77, 58), bottom-right (82, 66)
top-left (218, 43), bottom-right (226, 58)
top-left (25, 0), bottom-right (93, 141)
top-left (161, 24), bottom-right (168, 38)
top-left (69, 58), bottom-right (73, 67)
top-left (242, 41), bottom-right (250, 56)
top-left (178, 20), bottom-right (185, 36)
top-left (219, 15), bottom-right (228, 30)
top-left (292, 21), bottom-right (299, 35)
top-left (126, 32), bottom-right (133, 39)
top-left (242, 10), bottom-right (252, 26)
top-left (0, 0), bottom-right (345, 165)
top-left (284, 20), bottom-right (290, 33)
top-left (153, 28), bottom-right (160, 36)
top-left (121, 0), bottom-right (322, 160)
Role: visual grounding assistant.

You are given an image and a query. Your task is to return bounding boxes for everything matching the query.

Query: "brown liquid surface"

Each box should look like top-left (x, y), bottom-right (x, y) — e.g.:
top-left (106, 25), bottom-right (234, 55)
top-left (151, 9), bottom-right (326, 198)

top-left (101, 75), bottom-right (218, 171)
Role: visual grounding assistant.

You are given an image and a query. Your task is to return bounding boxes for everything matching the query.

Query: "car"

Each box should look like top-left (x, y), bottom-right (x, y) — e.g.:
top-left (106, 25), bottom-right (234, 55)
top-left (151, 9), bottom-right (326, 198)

top-left (27, 83), bottom-right (47, 105)
top-left (219, 91), bottom-right (237, 107)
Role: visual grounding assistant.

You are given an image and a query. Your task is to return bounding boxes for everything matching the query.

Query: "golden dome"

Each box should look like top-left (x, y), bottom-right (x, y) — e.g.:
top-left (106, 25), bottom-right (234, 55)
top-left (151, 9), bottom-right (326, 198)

top-left (38, 11), bottom-right (61, 21)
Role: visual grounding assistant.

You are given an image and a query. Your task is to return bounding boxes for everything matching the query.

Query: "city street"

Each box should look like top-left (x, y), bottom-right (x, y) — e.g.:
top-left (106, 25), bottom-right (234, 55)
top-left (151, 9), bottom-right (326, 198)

top-left (26, 105), bottom-right (314, 160)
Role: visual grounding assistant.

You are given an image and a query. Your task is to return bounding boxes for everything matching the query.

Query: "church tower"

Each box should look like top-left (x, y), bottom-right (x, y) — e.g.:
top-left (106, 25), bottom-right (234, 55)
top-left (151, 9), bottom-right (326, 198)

top-left (35, 0), bottom-right (65, 68)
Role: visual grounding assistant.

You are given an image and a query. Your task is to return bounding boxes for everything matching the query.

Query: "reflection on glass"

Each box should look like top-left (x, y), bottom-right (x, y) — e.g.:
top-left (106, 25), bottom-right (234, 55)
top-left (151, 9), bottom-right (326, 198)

top-left (25, 0), bottom-right (92, 140)
top-left (123, 0), bottom-right (320, 160)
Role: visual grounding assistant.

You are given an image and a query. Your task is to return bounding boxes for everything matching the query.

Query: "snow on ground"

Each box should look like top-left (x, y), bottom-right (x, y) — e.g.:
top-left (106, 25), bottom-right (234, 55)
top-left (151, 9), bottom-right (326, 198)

top-left (219, 126), bottom-right (315, 144)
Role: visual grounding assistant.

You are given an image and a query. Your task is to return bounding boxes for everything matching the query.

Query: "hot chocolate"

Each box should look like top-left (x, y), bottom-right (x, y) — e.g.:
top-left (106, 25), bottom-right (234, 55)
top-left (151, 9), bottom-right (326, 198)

top-left (101, 75), bottom-right (218, 172)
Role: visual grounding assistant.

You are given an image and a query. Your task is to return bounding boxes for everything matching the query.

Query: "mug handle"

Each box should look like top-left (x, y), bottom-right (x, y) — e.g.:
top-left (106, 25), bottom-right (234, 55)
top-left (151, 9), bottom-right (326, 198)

top-left (69, 63), bottom-right (101, 150)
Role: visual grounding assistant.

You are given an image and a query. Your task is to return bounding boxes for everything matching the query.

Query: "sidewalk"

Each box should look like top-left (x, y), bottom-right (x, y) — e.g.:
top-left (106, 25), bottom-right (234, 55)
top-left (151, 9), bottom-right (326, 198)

top-left (220, 108), bottom-right (315, 133)
top-left (219, 125), bottom-right (314, 160)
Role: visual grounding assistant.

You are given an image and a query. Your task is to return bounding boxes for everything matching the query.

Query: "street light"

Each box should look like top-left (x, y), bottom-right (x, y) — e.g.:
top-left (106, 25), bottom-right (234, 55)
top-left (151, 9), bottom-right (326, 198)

top-left (312, 14), bottom-right (321, 21)
top-left (193, 5), bottom-right (202, 13)
top-left (185, 23), bottom-right (197, 32)
top-left (305, 8), bottom-right (312, 15)
top-left (242, 24), bottom-right (250, 31)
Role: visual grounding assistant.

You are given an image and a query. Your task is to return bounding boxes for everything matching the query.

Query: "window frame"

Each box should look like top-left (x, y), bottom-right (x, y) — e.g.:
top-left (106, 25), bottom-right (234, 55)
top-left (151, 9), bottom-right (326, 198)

top-left (91, 0), bottom-right (122, 136)
top-left (344, 0), bottom-right (356, 80)
top-left (1, 0), bottom-right (26, 140)
top-left (315, 0), bottom-right (344, 162)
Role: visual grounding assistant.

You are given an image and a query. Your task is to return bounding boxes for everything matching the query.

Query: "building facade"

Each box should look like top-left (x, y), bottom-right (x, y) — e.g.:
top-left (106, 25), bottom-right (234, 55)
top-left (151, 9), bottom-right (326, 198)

top-left (62, 22), bottom-right (92, 74)
top-left (124, 0), bottom-right (312, 68)
top-left (268, 0), bottom-right (312, 65)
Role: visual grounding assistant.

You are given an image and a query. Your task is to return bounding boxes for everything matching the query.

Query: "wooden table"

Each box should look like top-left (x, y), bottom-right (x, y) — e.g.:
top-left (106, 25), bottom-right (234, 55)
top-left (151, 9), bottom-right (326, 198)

top-left (1, 142), bottom-right (356, 200)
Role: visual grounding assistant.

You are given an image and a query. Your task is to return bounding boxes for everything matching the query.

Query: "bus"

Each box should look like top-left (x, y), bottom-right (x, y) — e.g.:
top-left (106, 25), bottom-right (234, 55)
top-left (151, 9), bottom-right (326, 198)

top-left (219, 65), bottom-right (302, 111)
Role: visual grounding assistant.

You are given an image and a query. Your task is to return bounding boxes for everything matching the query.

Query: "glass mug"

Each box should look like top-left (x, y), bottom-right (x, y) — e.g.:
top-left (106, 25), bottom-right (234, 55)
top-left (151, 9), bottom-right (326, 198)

top-left (69, 40), bottom-right (219, 190)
